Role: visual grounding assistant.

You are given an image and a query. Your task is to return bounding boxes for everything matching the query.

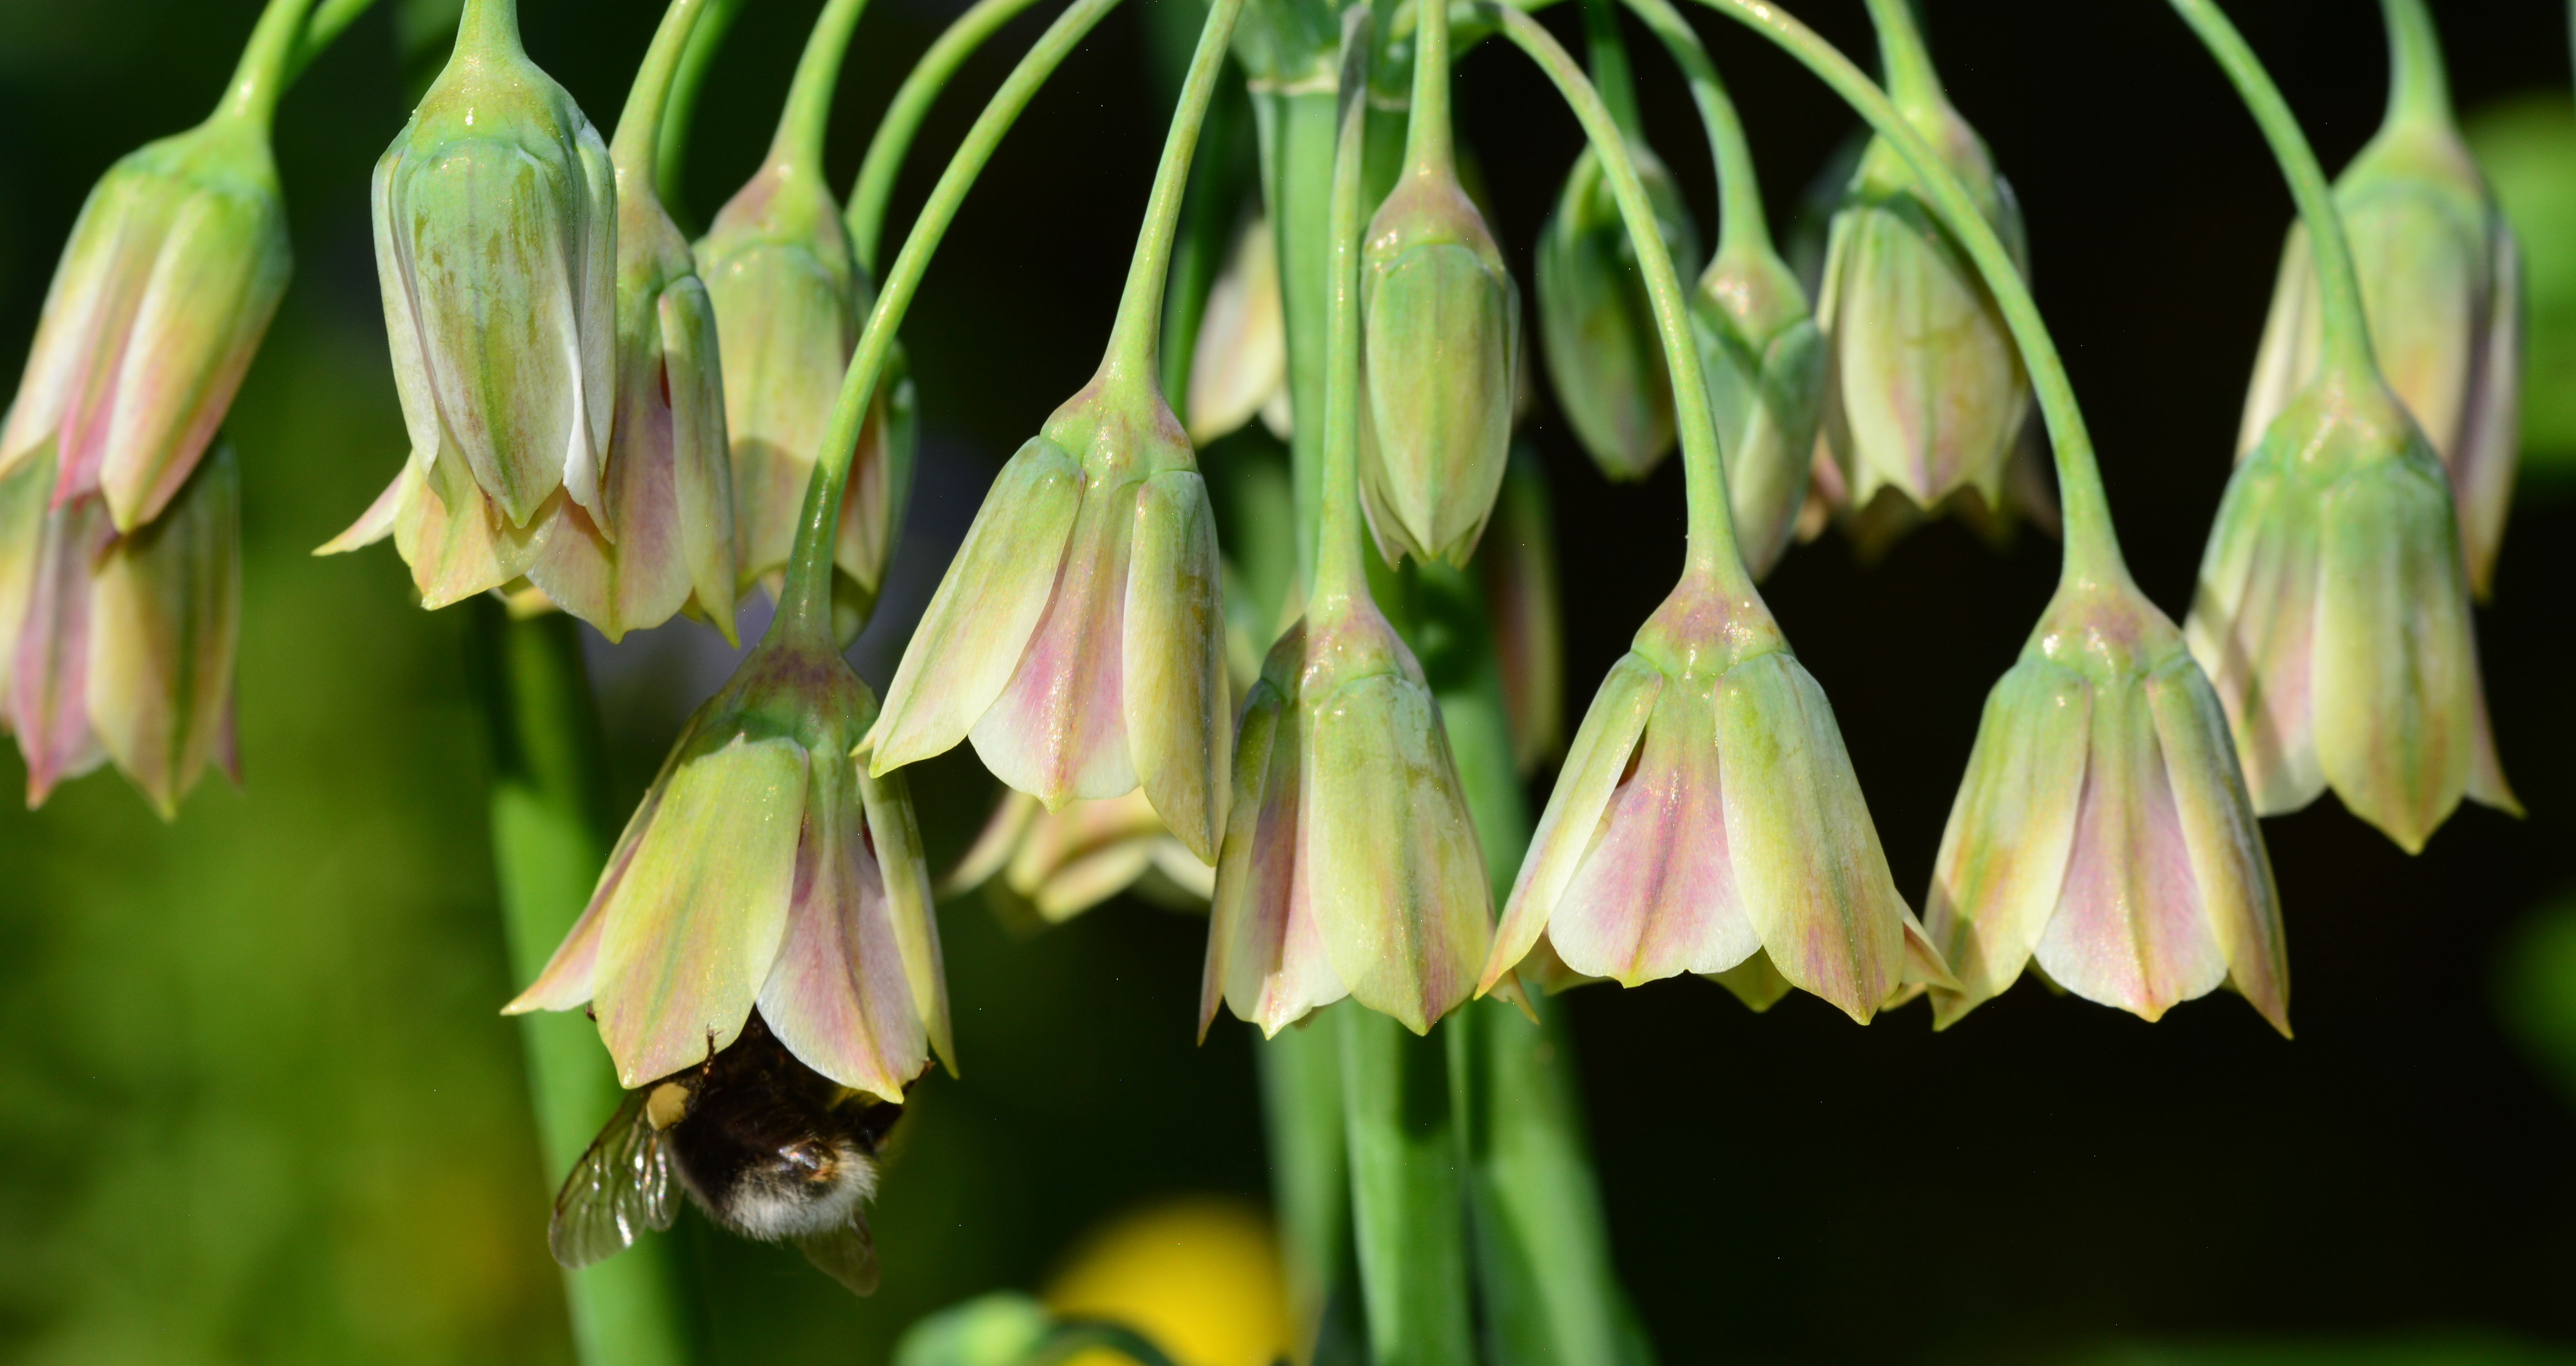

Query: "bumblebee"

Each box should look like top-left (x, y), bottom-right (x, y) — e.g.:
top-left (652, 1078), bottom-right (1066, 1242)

top-left (547, 1012), bottom-right (902, 1294)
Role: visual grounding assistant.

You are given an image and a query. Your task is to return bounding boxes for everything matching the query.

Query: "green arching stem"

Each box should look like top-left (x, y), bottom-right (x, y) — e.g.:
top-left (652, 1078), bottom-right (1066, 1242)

top-left (778, 0), bottom-right (1128, 641)
top-left (456, 0), bottom-right (520, 58)
top-left (773, 0), bottom-right (875, 173)
top-left (657, 0), bottom-right (749, 215)
top-left (2379, 0), bottom-right (2452, 129)
top-left (1474, 3), bottom-right (1755, 590)
top-left (1310, 10), bottom-right (1380, 607)
top-left (1862, 0), bottom-right (1940, 112)
top-left (1682, 0), bottom-right (2130, 588)
top-left (1404, 0), bottom-right (1457, 175)
top-left (847, 0), bottom-right (1056, 275)
top-left (1575, 0), bottom-right (1644, 141)
top-left (1616, 0), bottom-right (1774, 258)
top-left (286, 0), bottom-right (381, 82)
top-left (2163, 0), bottom-right (2378, 381)
top-left (218, 0), bottom-right (323, 128)
top-left (610, 0), bottom-right (714, 190)
top-left (1099, 0), bottom-right (1254, 388)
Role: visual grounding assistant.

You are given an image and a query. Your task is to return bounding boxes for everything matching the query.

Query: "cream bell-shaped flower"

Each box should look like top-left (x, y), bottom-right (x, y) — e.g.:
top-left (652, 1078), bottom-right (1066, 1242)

top-left (943, 788), bottom-right (1215, 926)
top-left (1926, 576), bottom-right (2289, 1032)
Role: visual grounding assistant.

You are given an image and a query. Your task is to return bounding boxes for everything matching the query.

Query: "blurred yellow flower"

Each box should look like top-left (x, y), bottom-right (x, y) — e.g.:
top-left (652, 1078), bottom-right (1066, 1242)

top-left (1042, 1198), bottom-right (1288, 1366)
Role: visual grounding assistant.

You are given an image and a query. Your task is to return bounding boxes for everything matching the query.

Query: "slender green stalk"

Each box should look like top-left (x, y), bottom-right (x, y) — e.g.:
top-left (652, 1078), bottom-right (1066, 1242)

top-left (657, 0), bottom-right (750, 215)
top-left (1259, 1023), bottom-right (1351, 1363)
top-left (1672, 0), bottom-right (2132, 588)
top-left (1341, 1007), bottom-right (1476, 1366)
top-left (472, 603), bottom-right (692, 1366)
top-left (456, 0), bottom-right (519, 63)
top-left (1099, 0), bottom-right (1254, 388)
top-left (1616, 0), bottom-right (1773, 258)
top-left (217, 0), bottom-right (323, 128)
top-left (1310, 10), bottom-right (1378, 607)
top-left (2379, 0), bottom-right (2450, 129)
top-left (846, 0), bottom-right (1057, 273)
top-left (1402, 0), bottom-right (1456, 174)
top-left (1157, 77), bottom-right (1253, 405)
top-left (287, 0), bottom-right (381, 81)
top-left (775, 0), bottom-right (877, 176)
top-left (1862, 0), bottom-right (1940, 110)
top-left (2164, 0), bottom-right (2378, 379)
top-left (779, 0), bottom-right (1128, 638)
top-left (1270, 88), bottom-right (1341, 589)
top-left (612, 0), bottom-right (716, 192)
top-left (1576, 0), bottom-right (1644, 141)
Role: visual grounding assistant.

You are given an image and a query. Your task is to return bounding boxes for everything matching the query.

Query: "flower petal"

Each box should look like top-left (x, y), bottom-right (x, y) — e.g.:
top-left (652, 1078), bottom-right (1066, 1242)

top-left (2454, 222), bottom-right (2519, 600)
top-left (856, 753), bottom-right (954, 1075)
top-left (1123, 470), bottom-right (1229, 862)
top-left (1204, 661), bottom-right (1346, 1039)
top-left (86, 442), bottom-right (240, 817)
top-left (10, 497), bottom-right (113, 803)
top-left (2185, 457), bottom-right (2325, 814)
top-left (660, 277), bottom-right (739, 643)
top-left (1925, 657), bottom-right (2089, 1027)
top-left (970, 481), bottom-right (1138, 805)
top-left (2145, 656), bottom-right (2289, 1035)
top-left (1486, 653), bottom-right (1659, 993)
top-left (758, 751), bottom-right (928, 1104)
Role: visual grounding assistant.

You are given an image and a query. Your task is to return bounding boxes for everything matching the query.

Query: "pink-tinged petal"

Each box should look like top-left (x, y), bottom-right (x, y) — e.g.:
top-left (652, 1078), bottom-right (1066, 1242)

top-left (0, 452), bottom-right (56, 717)
top-left (1, 173), bottom-right (147, 477)
top-left (870, 437), bottom-right (1082, 773)
top-left (2032, 677), bottom-right (2227, 1022)
top-left (1924, 658), bottom-right (2090, 1028)
top-left (1716, 652), bottom-right (1909, 1024)
top-left (758, 754), bottom-right (928, 1105)
top-left (39, 177), bottom-right (174, 505)
top-left (2234, 227), bottom-right (2316, 462)
top-left (1006, 789), bottom-right (1165, 895)
top-left (395, 445), bottom-right (556, 610)
top-left (1031, 839), bottom-right (1159, 923)
top-left (567, 124), bottom-right (619, 520)
top-left (2185, 459), bottom-right (2324, 815)
top-left (2145, 657), bottom-right (2289, 1036)
top-left (1306, 672), bottom-right (1491, 1034)
top-left (10, 498), bottom-right (114, 806)
top-left (2454, 223), bottom-right (2519, 600)
top-left (2311, 455), bottom-right (2474, 853)
top-left (86, 442), bottom-right (240, 818)
top-left (1123, 472), bottom-right (1228, 861)
top-left (591, 735), bottom-right (808, 1088)
top-left (659, 277), bottom-right (738, 642)
top-left (856, 756), bottom-right (954, 1075)
top-left (314, 458), bottom-right (414, 556)
top-left (1204, 663), bottom-right (1347, 1039)
top-left (1551, 682), bottom-right (1758, 986)
top-left (972, 481), bottom-right (1139, 805)
top-left (1487, 654), bottom-right (1660, 992)
top-left (528, 337), bottom-right (696, 641)
top-left (506, 756), bottom-right (679, 1016)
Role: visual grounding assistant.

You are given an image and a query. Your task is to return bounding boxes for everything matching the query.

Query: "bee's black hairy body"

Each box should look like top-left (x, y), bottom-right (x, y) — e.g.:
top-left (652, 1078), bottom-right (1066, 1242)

top-left (661, 1015), bottom-right (904, 1241)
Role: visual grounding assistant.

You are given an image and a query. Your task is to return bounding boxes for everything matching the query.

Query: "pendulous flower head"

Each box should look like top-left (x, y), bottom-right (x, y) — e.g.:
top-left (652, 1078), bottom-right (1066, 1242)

top-left (1536, 139), bottom-right (1700, 482)
top-left (1481, 571), bottom-right (1949, 1023)
top-left (1200, 593), bottom-right (1499, 1038)
top-left (1359, 164), bottom-right (1521, 568)
top-left (1, 443), bottom-right (241, 817)
top-left (0, 114), bottom-right (288, 534)
top-left (1692, 243), bottom-right (1825, 580)
top-left (507, 634), bottom-right (951, 1103)
top-left (2186, 366), bottom-right (2516, 854)
top-left (865, 378), bottom-right (1232, 866)
top-left (1926, 575), bottom-right (2289, 1033)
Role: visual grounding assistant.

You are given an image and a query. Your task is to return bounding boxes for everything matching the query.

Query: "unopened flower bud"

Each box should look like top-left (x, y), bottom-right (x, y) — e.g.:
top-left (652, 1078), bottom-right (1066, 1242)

top-left (1536, 141), bottom-right (1699, 480)
top-left (1927, 577), bottom-right (2289, 1032)
top-left (0, 115), bottom-right (288, 533)
top-left (1359, 166), bottom-right (1521, 567)
top-left (1693, 245), bottom-right (1825, 579)
top-left (2187, 370), bottom-right (2516, 852)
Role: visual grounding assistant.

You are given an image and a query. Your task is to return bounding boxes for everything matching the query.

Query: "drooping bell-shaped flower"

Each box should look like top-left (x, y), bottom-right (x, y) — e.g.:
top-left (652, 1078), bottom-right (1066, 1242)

top-left (1186, 212), bottom-right (1289, 446)
top-left (943, 788), bottom-right (1215, 926)
top-left (697, 0), bottom-right (915, 634)
top-left (1357, 15), bottom-right (1519, 568)
top-left (2235, 0), bottom-right (2521, 599)
top-left (1815, 1), bottom-right (2030, 522)
top-left (0, 0), bottom-right (307, 533)
top-left (1927, 576), bottom-right (2289, 1031)
top-left (2, 444), bottom-right (241, 817)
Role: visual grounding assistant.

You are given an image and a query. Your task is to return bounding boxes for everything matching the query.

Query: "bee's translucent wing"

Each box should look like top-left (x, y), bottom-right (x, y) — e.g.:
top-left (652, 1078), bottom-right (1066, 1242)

top-left (548, 1089), bottom-right (676, 1268)
top-left (794, 1212), bottom-right (880, 1297)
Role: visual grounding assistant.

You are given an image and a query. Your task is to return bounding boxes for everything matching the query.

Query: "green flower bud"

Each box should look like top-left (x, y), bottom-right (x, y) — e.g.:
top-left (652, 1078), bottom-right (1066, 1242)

top-left (0, 116), bottom-right (288, 534)
top-left (1816, 98), bottom-right (2031, 520)
top-left (1536, 140), bottom-right (1700, 480)
top-left (2186, 371), bottom-right (2517, 853)
top-left (1927, 578), bottom-right (2288, 1033)
top-left (2238, 99), bottom-right (2521, 598)
top-left (1691, 244), bottom-right (1825, 580)
top-left (1359, 167), bottom-right (1521, 567)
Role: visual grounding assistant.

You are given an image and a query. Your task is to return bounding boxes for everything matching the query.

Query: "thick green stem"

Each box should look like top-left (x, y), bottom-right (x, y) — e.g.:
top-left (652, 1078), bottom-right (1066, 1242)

top-left (1268, 88), bottom-right (1341, 590)
top-left (1679, 0), bottom-right (2132, 589)
top-left (846, 0), bottom-right (1055, 274)
top-left (1311, 12), bottom-right (1376, 606)
top-left (286, 0), bottom-right (382, 83)
top-left (1341, 1007), bottom-right (1476, 1366)
top-left (1577, 0), bottom-right (1644, 141)
top-left (611, 0), bottom-right (715, 192)
top-left (1862, 0), bottom-right (1939, 111)
top-left (1260, 1022), bottom-right (1351, 1362)
top-left (2378, 0), bottom-right (2451, 129)
top-left (218, 0), bottom-right (323, 128)
top-left (1616, 0), bottom-right (1772, 259)
top-left (471, 604), bottom-right (692, 1366)
top-left (780, 0), bottom-right (1127, 639)
top-left (1402, 0), bottom-right (1455, 175)
top-left (2165, 0), bottom-right (2378, 380)
top-left (1477, 4), bottom-right (1755, 590)
top-left (656, 0), bottom-right (748, 217)
top-left (457, 0), bottom-right (520, 56)
top-left (1101, 0), bottom-right (1254, 388)
top-left (776, 0), bottom-right (875, 174)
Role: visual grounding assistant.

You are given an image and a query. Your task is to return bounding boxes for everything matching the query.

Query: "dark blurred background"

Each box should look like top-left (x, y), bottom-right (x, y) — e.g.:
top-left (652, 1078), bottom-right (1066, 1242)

top-left (3, 0), bottom-right (2574, 1362)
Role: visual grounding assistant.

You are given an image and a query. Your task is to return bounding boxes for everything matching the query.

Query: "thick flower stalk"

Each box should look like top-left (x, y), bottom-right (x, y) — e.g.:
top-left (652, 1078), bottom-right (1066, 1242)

top-left (1534, 0), bottom-right (1701, 482)
top-left (1203, 15), bottom-right (1502, 1039)
top-left (866, 0), bottom-right (1248, 865)
top-left (1, 444), bottom-right (241, 816)
top-left (697, 0), bottom-right (919, 633)
top-left (2169, 0), bottom-right (2514, 854)
top-left (2235, 0), bottom-right (2522, 599)
top-left (0, 0), bottom-right (311, 533)
top-left (1814, 0), bottom-right (2029, 523)
top-left (1356, 0), bottom-right (1521, 567)
top-left (1685, 0), bottom-right (2289, 1029)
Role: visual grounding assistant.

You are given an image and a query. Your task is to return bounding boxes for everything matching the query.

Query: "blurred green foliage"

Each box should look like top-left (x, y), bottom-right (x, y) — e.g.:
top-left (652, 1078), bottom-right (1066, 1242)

top-left (2464, 93), bottom-right (2576, 481)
